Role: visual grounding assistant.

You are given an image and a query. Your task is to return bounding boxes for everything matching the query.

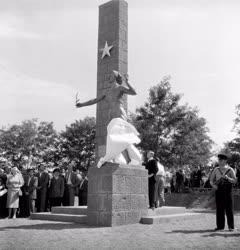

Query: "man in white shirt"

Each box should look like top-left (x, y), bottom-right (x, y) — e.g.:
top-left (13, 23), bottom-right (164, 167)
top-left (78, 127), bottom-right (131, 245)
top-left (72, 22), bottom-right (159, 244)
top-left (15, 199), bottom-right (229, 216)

top-left (154, 160), bottom-right (165, 207)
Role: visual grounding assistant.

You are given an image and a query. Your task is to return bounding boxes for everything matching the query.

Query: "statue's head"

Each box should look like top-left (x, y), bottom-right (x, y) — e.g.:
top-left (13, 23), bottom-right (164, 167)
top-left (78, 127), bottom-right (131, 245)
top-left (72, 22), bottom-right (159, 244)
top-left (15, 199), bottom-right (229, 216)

top-left (113, 70), bottom-right (123, 85)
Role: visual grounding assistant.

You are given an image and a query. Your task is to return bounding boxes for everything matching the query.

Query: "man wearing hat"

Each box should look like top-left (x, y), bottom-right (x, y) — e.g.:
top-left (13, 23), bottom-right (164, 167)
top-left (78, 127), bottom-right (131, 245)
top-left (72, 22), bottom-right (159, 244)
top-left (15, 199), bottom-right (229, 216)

top-left (210, 153), bottom-right (237, 231)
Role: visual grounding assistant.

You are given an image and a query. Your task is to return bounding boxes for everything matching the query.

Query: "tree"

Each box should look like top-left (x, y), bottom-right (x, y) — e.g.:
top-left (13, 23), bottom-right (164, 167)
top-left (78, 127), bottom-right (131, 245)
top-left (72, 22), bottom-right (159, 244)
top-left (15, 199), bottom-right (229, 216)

top-left (168, 108), bottom-right (213, 168)
top-left (223, 104), bottom-right (240, 167)
top-left (33, 121), bottom-right (59, 166)
top-left (0, 120), bottom-right (37, 167)
top-left (0, 119), bottom-right (59, 168)
top-left (233, 104), bottom-right (240, 134)
top-left (60, 117), bottom-right (96, 171)
top-left (132, 76), bottom-right (213, 169)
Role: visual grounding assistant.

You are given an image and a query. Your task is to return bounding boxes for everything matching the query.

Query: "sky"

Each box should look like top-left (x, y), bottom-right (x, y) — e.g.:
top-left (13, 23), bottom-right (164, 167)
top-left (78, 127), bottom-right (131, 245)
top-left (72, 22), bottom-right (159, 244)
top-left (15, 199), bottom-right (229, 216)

top-left (0, 0), bottom-right (240, 149)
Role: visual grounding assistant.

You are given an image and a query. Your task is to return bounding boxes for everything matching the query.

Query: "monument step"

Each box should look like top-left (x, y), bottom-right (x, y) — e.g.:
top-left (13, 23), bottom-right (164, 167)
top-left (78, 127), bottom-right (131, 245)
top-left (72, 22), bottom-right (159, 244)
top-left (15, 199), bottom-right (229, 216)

top-left (30, 213), bottom-right (87, 224)
top-left (51, 206), bottom-right (87, 215)
top-left (141, 212), bottom-right (201, 224)
top-left (147, 206), bottom-right (187, 216)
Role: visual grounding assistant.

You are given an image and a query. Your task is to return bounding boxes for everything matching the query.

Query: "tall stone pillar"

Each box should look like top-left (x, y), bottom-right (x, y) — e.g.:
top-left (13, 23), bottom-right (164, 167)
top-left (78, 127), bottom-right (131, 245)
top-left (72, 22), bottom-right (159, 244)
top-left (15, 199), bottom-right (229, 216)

top-left (87, 0), bottom-right (148, 227)
top-left (95, 0), bottom-right (128, 160)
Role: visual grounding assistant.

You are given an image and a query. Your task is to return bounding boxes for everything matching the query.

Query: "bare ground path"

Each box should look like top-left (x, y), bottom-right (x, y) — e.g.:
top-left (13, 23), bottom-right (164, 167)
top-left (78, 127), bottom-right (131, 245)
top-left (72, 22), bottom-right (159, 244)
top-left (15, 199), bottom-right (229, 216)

top-left (0, 210), bottom-right (240, 250)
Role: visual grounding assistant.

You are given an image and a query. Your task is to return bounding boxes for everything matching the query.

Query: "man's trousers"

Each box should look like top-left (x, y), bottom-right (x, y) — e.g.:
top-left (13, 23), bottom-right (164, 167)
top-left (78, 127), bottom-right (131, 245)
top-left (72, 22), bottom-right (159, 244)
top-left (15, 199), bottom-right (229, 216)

top-left (215, 186), bottom-right (234, 229)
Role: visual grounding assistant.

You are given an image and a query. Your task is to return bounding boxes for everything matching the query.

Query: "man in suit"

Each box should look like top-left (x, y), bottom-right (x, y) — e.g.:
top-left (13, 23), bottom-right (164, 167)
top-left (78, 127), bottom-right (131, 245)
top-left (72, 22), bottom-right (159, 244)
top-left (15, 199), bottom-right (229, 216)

top-left (36, 164), bottom-right (49, 212)
top-left (28, 168), bottom-right (38, 213)
top-left (78, 172), bottom-right (88, 206)
top-left (63, 163), bottom-right (80, 206)
top-left (145, 151), bottom-right (158, 210)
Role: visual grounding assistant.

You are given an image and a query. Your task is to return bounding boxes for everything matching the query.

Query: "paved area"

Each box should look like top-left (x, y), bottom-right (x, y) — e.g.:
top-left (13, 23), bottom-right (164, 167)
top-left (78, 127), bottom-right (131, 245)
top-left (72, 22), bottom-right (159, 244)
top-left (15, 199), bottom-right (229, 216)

top-left (0, 210), bottom-right (240, 250)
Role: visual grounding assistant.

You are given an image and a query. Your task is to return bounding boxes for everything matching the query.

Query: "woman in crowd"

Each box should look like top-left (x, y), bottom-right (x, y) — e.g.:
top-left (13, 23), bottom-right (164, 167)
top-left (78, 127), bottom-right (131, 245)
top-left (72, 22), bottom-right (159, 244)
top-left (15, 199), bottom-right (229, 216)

top-left (6, 167), bottom-right (24, 219)
top-left (48, 168), bottom-right (65, 210)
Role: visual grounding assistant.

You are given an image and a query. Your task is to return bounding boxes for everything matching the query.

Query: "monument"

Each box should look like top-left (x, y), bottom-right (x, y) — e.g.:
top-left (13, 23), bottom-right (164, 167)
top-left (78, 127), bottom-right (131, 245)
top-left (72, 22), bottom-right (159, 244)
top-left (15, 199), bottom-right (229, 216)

top-left (76, 0), bottom-right (148, 226)
top-left (30, 0), bottom-right (202, 226)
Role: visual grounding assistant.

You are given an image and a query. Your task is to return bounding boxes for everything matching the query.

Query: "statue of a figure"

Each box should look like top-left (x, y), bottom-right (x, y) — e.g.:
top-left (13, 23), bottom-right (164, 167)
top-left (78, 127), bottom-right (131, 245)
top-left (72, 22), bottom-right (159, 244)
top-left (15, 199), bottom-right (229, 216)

top-left (76, 70), bottom-right (142, 167)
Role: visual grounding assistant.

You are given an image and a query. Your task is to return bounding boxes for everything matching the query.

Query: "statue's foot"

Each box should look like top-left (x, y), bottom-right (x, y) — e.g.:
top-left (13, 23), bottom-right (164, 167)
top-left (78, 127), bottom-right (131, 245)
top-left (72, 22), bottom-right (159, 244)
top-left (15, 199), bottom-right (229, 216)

top-left (97, 158), bottom-right (105, 168)
top-left (128, 159), bottom-right (140, 165)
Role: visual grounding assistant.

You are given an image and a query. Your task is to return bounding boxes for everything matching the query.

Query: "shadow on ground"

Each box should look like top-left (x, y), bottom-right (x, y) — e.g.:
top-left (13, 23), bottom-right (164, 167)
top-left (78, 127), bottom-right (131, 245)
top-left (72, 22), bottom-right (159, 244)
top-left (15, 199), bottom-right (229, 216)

top-left (0, 222), bottom-right (98, 231)
top-left (166, 229), bottom-right (240, 238)
top-left (202, 232), bottom-right (240, 238)
top-left (166, 229), bottom-right (215, 234)
top-left (191, 209), bottom-right (215, 214)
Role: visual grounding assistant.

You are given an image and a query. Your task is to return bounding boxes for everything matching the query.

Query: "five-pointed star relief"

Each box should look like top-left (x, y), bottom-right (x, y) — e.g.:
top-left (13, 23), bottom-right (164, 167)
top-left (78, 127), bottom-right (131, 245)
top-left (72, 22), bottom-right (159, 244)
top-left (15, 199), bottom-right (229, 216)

top-left (101, 41), bottom-right (113, 59)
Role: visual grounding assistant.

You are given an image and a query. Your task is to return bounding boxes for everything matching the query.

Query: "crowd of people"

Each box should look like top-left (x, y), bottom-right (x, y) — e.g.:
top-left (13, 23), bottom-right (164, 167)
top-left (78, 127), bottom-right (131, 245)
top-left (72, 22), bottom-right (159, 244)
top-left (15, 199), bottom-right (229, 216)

top-left (145, 151), bottom-right (238, 231)
top-left (145, 151), bottom-right (240, 209)
top-left (1, 151), bottom-right (240, 232)
top-left (172, 164), bottom-right (240, 193)
top-left (0, 162), bottom-right (88, 219)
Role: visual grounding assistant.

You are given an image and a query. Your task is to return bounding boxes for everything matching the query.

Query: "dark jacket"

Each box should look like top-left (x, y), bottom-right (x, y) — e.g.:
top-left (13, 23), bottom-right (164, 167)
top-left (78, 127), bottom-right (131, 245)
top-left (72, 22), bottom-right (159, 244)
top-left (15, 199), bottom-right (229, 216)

top-left (146, 158), bottom-right (158, 182)
top-left (21, 174), bottom-right (38, 199)
top-left (49, 177), bottom-right (65, 198)
top-left (37, 172), bottom-right (49, 190)
top-left (79, 179), bottom-right (88, 193)
top-left (21, 174), bottom-right (30, 195)
top-left (65, 171), bottom-right (80, 188)
top-left (0, 174), bottom-right (7, 186)
top-left (29, 176), bottom-right (38, 199)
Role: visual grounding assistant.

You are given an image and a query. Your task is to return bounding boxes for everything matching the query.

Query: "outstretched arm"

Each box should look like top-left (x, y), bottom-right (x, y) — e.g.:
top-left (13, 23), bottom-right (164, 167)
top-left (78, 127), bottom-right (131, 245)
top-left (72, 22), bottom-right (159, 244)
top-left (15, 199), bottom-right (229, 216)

top-left (120, 74), bottom-right (137, 95)
top-left (76, 93), bottom-right (106, 108)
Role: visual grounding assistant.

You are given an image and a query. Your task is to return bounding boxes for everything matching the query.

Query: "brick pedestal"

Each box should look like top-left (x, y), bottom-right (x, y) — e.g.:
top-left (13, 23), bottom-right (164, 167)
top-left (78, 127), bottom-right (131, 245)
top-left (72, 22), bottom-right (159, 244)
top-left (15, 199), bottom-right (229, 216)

top-left (87, 162), bottom-right (148, 226)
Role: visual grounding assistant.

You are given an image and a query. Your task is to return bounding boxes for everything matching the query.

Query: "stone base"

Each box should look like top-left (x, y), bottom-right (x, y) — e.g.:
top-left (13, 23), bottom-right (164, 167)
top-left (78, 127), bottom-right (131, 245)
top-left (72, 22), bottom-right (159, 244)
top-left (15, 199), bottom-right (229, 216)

top-left (87, 162), bottom-right (148, 226)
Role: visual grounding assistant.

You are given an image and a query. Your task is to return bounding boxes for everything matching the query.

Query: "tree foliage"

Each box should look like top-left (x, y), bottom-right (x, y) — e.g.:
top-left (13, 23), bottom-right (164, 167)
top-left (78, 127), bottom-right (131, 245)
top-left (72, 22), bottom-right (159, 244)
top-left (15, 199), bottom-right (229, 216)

top-left (60, 117), bottom-right (96, 171)
top-left (223, 105), bottom-right (240, 167)
top-left (0, 117), bottom-right (96, 171)
top-left (0, 119), bottom-right (59, 168)
top-left (132, 76), bottom-right (213, 169)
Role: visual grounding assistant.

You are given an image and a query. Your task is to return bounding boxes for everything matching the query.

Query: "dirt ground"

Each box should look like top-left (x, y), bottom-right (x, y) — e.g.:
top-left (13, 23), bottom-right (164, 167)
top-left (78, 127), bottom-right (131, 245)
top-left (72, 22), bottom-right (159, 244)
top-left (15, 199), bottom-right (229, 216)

top-left (0, 210), bottom-right (240, 250)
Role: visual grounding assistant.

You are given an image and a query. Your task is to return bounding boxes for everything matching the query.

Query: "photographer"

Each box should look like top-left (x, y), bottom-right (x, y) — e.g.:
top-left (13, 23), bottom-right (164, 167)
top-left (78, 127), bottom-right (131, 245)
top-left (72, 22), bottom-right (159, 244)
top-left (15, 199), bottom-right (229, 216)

top-left (210, 153), bottom-right (237, 231)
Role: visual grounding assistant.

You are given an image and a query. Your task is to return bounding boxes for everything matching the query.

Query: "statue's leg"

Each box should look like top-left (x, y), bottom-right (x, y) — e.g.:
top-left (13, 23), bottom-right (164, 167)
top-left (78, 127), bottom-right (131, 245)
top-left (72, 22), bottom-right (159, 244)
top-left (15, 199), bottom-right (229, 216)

top-left (122, 149), bottom-right (131, 164)
top-left (115, 153), bottom-right (127, 164)
top-left (126, 145), bottom-right (142, 165)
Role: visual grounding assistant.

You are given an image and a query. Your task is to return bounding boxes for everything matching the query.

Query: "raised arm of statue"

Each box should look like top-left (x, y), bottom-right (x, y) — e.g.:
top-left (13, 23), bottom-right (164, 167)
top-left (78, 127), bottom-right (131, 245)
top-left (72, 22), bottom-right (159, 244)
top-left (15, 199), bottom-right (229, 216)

top-left (76, 93), bottom-right (106, 108)
top-left (120, 74), bottom-right (137, 96)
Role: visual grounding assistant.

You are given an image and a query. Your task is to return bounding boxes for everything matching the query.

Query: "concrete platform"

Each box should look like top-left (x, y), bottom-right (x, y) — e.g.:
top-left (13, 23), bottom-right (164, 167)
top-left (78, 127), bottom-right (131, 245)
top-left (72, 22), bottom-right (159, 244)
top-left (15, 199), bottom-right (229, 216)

top-left (51, 206), bottom-right (88, 215)
top-left (141, 212), bottom-right (201, 224)
top-left (140, 206), bottom-right (201, 224)
top-left (30, 206), bottom-right (201, 225)
top-left (147, 206), bottom-right (187, 216)
top-left (30, 212), bottom-right (87, 224)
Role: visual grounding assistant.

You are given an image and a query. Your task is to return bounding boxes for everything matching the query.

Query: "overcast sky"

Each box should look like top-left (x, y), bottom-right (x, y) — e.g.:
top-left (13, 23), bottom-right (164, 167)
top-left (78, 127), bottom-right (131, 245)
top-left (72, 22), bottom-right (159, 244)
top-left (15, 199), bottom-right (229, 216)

top-left (0, 0), bottom-right (239, 149)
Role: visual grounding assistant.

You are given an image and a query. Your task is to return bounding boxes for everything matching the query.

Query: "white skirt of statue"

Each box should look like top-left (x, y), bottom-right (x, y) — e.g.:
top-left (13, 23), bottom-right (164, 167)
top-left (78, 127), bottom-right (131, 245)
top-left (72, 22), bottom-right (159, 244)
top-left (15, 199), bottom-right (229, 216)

top-left (76, 70), bottom-right (142, 168)
top-left (97, 118), bottom-right (142, 168)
